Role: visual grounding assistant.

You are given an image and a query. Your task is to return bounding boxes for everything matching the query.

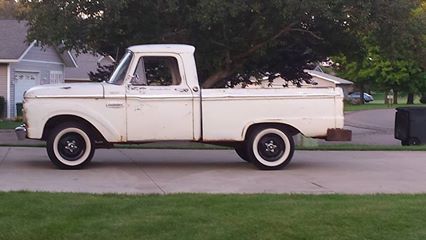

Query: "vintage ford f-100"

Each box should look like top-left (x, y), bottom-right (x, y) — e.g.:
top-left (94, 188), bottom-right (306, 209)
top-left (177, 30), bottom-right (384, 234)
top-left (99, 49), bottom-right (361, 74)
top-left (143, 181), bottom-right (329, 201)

top-left (16, 44), bottom-right (350, 170)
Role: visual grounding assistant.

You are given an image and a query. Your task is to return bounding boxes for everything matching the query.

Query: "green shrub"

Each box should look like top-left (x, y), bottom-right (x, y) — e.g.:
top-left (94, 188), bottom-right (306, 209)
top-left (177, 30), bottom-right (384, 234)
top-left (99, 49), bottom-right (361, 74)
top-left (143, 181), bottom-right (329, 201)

top-left (420, 95), bottom-right (426, 104)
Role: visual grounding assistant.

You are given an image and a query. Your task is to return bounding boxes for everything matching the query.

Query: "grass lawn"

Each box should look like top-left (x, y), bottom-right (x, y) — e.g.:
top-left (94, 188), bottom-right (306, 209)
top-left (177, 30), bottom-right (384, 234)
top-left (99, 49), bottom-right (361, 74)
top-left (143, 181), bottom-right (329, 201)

top-left (0, 120), bottom-right (22, 129)
top-left (0, 192), bottom-right (425, 240)
top-left (298, 144), bottom-right (426, 151)
top-left (344, 92), bottom-right (425, 112)
top-left (343, 102), bottom-right (419, 112)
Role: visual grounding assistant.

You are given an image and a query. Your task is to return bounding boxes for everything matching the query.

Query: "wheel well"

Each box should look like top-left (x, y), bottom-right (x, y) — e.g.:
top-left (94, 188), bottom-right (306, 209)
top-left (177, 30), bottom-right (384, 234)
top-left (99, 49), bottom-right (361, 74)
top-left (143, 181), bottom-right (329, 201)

top-left (42, 115), bottom-right (106, 143)
top-left (245, 123), bottom-right (300, 139)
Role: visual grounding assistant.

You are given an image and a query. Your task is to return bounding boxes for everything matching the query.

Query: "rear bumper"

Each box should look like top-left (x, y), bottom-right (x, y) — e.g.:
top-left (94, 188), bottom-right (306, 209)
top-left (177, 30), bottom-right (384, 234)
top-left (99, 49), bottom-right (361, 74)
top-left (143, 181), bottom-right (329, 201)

top-left (325, 128), bottom-right (352, 141)
top-left (15, 124), bottom-right (27, 140)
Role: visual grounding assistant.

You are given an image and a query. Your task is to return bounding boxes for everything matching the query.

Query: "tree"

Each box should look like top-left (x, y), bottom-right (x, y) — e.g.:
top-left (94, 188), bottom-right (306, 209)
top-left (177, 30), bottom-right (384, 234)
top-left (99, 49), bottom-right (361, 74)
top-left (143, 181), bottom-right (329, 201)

top-left (334, 1), bottom-right (426, 104)
top-left (334, 43), bottom-right (425, 104)
top-left (0, 0), bottom-right (18, 19)
top-left (19, 0), bottom-right (424, 88)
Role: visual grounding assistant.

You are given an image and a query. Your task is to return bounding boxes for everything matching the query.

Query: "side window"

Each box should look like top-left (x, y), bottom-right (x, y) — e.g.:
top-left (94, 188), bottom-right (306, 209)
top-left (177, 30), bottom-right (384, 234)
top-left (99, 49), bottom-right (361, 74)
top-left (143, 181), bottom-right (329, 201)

top-left (133, 56), bottom-right (182, 86)
top-left (131, 58), bottom-right (147, 85)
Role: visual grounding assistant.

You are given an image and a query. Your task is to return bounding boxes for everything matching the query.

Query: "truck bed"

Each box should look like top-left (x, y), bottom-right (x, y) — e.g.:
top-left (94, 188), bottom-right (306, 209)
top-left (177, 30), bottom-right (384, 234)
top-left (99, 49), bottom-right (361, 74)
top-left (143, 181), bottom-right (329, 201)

top-left (201, 87), bottom-right (344, 141)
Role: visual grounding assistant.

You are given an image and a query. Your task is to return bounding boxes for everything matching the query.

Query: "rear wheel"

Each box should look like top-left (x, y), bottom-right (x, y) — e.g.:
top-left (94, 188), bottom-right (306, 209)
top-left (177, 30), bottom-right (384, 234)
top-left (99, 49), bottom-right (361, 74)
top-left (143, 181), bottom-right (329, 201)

top-left (246, 126), bottom-right (295, 170)
top-left (46, 122), bottom-right (95, 169)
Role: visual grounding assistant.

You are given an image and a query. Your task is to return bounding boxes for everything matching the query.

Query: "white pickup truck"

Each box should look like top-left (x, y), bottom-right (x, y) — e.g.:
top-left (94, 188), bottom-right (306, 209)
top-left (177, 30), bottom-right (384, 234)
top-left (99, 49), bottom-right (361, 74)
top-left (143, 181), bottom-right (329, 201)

top-left (16, 44), bottom-right (350, 170)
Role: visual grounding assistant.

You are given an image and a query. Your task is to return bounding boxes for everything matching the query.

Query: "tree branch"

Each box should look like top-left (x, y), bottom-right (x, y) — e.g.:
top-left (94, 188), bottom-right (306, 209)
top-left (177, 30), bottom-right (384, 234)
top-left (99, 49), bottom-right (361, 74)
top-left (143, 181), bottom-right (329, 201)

top-left (209, 39), bottom-right (230, 49)
top-left (234, 22), bottom-right (298, 62)
top-left (290, 28), bottom-right (323, 40)
top-left (203, 23), bottom-right (299, 88)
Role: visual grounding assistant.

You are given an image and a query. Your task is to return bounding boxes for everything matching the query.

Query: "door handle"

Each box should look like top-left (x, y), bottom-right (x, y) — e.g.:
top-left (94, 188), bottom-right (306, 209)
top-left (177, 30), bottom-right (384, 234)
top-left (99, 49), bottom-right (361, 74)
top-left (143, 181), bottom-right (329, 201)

top-left (175, 88), bottom-right (189, 93)
top-left (106, 103), bottom-right (124, 108)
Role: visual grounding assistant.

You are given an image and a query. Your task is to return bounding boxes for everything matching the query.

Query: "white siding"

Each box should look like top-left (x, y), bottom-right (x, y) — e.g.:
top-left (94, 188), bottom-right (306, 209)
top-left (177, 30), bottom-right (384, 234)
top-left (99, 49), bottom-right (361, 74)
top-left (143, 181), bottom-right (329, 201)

top-left (49, 71), bottom-right (63, 84)
top-left (0, 64), bottom-right (7, 117)
top-left (22, 45), bottom-right (63, 63)
top-left (312, 77), bottom-right (336, 88)
top-left (0, 64), bottom-right (7, 99)
top-left (10, 61), bottom-right (64, 117)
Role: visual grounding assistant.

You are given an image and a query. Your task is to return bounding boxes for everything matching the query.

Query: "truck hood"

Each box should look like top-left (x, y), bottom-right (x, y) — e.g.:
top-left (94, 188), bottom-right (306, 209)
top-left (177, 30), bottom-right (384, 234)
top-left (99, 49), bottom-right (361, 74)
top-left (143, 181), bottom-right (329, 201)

top-left (25, 82), bottom-right (104, 99)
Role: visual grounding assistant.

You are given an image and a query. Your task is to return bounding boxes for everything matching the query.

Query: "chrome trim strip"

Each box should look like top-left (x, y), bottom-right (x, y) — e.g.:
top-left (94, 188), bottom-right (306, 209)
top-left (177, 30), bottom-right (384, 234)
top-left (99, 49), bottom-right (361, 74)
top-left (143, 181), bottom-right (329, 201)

top-left (126, 95), bottom-right (193, 101)
top-left (202, 95), bottom-right (338, 101)
top-left (34, 95), bottom-right (103, 98)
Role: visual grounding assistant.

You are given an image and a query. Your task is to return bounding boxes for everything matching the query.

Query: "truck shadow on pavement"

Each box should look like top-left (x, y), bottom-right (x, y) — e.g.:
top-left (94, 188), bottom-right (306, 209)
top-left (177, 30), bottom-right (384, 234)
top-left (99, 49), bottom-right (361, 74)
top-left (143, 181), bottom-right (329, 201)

top-left (14, 159), bottom-right (253, 171)
top-left (90, 160), bottom-right (252, 170)
top-left (23, 160), bottom-right (331, 172)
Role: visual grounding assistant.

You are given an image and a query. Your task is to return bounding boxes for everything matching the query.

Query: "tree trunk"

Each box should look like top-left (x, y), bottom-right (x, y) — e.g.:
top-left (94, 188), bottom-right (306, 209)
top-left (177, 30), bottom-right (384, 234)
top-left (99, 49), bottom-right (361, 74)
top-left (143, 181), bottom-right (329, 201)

top-left (407, 92), bottom-right (414, 104)
top-left (360, 85), bottom-right (365, 104)
top-left (393, 90), bottom-right (398, 104)
top-left (384, 90), bottom-right (390, 104)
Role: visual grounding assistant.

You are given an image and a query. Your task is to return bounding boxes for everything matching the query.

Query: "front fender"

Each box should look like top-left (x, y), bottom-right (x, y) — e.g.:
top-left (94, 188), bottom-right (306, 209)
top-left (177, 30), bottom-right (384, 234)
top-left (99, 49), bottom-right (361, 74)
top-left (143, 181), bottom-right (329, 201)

top-left (25, 98), bottom-right (126, 142)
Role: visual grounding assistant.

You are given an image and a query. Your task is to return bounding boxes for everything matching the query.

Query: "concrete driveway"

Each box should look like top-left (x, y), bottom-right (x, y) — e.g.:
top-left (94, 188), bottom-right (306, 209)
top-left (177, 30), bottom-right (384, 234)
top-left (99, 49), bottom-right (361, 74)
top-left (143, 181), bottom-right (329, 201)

top-left (316, 108), bottom-right (400, 146)
top-left (344, 109), bottom-right (400, 145)
top-left (1, 147), bottom-right (425, 194)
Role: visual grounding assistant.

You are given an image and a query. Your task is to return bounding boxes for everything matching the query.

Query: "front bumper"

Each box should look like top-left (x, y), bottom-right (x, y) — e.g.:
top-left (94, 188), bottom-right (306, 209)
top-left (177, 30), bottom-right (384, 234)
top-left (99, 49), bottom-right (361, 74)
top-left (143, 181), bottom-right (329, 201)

top-left (15, 124), bottom-right (27, 140)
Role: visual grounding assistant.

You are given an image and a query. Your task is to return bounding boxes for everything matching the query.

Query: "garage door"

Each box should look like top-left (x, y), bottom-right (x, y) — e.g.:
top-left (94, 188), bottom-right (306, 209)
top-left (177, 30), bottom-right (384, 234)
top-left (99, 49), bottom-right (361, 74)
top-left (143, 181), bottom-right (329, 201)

top-left (14, 71), bottom-right (39, 104)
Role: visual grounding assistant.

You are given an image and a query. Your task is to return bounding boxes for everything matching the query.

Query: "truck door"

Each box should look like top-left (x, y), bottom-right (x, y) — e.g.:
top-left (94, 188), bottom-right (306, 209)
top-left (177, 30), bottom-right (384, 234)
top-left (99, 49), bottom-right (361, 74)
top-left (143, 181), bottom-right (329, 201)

top-left (125, 54), bottom-right (195, 141)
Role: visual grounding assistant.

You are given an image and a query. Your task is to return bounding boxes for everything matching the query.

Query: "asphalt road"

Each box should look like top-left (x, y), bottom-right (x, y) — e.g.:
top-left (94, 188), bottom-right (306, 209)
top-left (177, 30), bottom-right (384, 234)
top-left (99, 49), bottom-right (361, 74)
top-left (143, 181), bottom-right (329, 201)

top-left (1, 147), bottom-right (425, 194)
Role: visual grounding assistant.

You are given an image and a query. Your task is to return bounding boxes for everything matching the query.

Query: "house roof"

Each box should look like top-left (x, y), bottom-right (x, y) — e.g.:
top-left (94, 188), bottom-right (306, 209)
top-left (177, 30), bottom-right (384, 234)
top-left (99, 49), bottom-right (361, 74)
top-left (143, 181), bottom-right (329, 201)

top-left (65, 51), bottom-right (114, 81)
top-left (0, 20), bottom-right (77, 67)
top-left (305, 69), bottom-right (353, 85)
top-left (0, 20), bottom-right (31, 61)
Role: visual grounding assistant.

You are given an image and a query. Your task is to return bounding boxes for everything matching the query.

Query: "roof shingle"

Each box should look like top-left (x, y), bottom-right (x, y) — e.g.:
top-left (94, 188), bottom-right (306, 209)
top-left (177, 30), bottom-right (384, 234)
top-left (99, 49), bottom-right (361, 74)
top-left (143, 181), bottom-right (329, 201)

top-left (0, 20), bottom-right (30, 60)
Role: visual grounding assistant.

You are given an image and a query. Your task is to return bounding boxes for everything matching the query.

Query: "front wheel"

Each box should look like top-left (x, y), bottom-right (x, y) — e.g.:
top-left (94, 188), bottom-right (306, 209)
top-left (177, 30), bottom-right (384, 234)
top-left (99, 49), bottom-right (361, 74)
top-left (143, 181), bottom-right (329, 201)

top-left (246, 126), bottom-right (295, 170)
top-left (46, 123), bottom-right (95, 169)
top-left (234, 144), bottom-right (250, 162)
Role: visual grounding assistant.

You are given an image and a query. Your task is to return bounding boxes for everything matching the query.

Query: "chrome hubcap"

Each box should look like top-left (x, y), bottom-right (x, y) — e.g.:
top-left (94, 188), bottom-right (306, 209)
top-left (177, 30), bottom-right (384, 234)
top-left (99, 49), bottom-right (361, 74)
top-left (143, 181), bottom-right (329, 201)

top-left (64, 140), bottom-right (78, 153)
top-left (265, 140), bottom-right (278, 153)
top-left (257, 133), bottom-right (285, 162)
top-left (58, 132), bottom-right (86, 161)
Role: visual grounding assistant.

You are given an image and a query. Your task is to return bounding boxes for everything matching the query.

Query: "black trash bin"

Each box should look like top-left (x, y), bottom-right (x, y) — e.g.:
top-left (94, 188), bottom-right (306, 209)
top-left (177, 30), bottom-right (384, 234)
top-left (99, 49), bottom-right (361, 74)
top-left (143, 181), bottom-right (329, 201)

top-left (16, 102), bottom-right (23, 117)
top-left (395, 107), bottom-right (426, 145)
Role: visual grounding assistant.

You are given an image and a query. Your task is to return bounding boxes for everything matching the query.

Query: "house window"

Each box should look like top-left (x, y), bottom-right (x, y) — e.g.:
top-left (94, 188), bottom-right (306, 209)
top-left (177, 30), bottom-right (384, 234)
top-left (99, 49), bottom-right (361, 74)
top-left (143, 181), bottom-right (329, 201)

top-left (49, 71), bottom-right (63, 84)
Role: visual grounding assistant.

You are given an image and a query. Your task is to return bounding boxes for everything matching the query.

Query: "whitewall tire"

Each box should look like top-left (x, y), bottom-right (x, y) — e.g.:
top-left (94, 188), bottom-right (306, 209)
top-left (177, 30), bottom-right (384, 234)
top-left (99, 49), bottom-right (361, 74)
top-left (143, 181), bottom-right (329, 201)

top-left (246, 126), bottom-right (295, 170)
top-left (47, 123), bottom-right (95, 169)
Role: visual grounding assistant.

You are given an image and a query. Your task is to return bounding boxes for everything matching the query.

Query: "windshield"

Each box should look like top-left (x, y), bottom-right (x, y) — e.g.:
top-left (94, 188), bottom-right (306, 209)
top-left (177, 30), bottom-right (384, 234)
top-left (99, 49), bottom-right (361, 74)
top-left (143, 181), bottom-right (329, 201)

top-left (107, 51), bottom-right (133, 85)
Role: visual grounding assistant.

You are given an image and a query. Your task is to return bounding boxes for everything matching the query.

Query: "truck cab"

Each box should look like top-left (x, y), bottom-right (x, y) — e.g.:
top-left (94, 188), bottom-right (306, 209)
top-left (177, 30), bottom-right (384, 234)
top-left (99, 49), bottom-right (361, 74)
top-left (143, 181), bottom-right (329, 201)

top-left (104, 45), bottom-right (202, 141)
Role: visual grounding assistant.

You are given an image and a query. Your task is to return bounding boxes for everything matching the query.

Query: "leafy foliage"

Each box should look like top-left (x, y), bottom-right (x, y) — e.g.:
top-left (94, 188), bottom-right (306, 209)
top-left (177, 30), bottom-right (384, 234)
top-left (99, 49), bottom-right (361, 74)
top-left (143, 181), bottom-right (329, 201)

top-left (19, 0), bottom-right (424, 88)
top-left (334, 44), bottom-right (425, 93)
top-left (88, 64), bottom-right (115, 82)
top-left (334, 1), bottom-right (425, 103)
top-left (0, 0), bottom-right (18, 19)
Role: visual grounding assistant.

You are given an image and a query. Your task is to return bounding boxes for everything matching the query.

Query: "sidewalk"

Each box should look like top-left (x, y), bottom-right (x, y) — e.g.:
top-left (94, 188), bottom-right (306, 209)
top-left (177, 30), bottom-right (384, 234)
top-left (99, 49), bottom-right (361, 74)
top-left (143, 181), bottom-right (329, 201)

top-left (0, 129), bottom-right (43, 146)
